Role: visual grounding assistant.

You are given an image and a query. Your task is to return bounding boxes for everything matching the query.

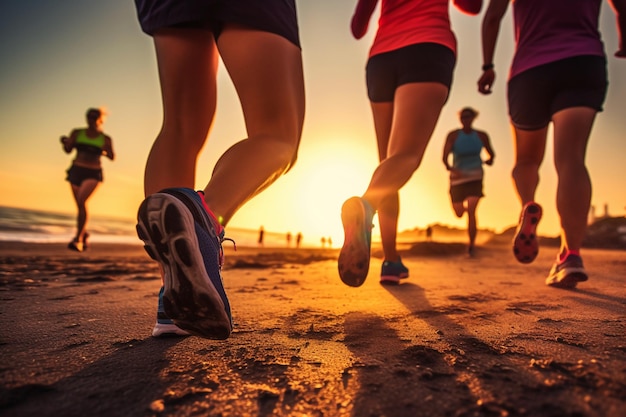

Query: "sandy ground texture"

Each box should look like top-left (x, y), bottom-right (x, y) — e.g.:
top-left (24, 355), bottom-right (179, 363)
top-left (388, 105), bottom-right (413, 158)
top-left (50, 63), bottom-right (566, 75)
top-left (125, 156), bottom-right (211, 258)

top-left (0, 239), bottom-right (624, 417)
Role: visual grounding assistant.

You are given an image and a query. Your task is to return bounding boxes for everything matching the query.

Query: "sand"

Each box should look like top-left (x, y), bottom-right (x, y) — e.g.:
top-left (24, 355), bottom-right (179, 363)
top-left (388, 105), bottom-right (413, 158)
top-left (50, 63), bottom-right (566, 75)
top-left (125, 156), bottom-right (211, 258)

top-left (0, 239), bottom-right (624, 417)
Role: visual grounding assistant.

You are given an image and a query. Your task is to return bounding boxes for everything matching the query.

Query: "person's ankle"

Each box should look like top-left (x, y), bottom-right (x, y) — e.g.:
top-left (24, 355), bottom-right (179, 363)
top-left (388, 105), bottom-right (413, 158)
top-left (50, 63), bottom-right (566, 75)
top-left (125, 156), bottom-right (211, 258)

top-left (559, 249), bottom-right (580, 263)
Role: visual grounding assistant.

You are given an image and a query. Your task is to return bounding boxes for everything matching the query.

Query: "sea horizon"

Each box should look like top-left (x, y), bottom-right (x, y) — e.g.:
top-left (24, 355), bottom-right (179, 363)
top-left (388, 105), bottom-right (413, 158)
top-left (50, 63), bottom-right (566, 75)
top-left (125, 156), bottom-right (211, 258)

top-left (0, 205), bottom-right (316, 248)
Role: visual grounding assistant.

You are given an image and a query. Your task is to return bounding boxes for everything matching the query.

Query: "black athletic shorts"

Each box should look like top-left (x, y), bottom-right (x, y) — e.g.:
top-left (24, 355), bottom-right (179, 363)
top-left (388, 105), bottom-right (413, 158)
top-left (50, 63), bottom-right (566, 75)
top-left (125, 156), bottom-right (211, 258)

top-left (135, 0), bottom-right (300, 48)
top-left (66, 165), bottom-right (103, 186)
top-left (366, 42), bottom-right (456, 102)
top-left (450, 180), bottom-right (483, 203)
top-left (507, 55), bottom-right (607, 130)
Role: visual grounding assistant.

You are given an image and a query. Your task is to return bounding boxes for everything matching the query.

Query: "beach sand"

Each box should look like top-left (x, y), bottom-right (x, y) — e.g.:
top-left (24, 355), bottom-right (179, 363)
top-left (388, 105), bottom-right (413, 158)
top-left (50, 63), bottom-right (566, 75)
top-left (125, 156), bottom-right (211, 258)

top-left (0, 239), bottom-right (624, 417)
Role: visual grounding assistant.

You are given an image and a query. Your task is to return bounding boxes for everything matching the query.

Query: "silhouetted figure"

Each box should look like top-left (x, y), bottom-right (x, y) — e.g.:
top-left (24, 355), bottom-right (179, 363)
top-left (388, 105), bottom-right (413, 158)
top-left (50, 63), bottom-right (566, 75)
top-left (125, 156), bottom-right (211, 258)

top-left (296, 232), bottom-right (302, 248)
top-left (426, 225), bottom-right (433, 242)
top-left (258, 226), bottom-right (265, 246)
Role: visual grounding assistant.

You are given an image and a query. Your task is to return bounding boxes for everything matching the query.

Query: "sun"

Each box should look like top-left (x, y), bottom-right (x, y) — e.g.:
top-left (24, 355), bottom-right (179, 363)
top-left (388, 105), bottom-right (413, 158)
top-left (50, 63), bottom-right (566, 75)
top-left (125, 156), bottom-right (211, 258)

top-left (286, 137), bottom-right (380, 244)
top-left (227, 134), bottom-right (383, 246)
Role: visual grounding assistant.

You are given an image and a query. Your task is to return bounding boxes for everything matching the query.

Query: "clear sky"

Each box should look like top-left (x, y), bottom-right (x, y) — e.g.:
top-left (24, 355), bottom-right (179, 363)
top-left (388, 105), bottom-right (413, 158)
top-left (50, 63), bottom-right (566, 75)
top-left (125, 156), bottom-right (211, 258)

top-left (1, 1), bottom-right (624, 246)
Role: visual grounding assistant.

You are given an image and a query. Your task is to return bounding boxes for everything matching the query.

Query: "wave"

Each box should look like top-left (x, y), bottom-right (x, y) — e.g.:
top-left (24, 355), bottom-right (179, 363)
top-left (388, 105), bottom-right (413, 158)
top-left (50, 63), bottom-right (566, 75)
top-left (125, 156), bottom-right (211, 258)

top-left (0, 206), bottom-right (309, 248)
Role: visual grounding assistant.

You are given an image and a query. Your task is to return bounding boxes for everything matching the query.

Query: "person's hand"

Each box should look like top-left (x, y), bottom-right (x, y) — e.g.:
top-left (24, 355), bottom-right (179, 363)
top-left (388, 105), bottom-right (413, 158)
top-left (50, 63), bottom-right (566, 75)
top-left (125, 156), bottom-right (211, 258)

top-left (60, 136), bottom-right (68, 144)
top-left (478, 69), bottom-right (495, 94)
top-left (449, 168), bottom-right (462, 179)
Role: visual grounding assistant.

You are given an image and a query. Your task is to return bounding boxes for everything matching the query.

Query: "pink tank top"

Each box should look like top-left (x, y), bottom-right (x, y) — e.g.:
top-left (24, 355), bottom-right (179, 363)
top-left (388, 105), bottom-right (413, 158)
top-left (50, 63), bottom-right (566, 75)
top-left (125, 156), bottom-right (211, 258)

top-left (369, 0), bottom-right (457, 58)
top-left (510, 0), bottom-right (605, 79)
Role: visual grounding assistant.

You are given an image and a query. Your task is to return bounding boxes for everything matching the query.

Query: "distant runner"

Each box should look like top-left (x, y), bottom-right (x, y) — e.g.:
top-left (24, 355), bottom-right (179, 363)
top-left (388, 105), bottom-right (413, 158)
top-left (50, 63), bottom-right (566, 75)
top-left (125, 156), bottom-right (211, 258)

top-left (61, 108), bottom-right (115, 252)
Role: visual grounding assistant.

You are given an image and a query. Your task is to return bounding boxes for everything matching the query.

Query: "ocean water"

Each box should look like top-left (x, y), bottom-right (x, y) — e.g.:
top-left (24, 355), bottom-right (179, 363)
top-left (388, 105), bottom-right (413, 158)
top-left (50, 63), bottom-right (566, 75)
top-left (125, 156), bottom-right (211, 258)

top-left (0, 205), bottom-right (299, 248)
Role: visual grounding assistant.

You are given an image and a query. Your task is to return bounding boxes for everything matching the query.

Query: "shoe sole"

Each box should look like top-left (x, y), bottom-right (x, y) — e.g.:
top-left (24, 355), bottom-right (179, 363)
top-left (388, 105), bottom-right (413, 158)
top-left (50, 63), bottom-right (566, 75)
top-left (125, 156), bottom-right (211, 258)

top-left (338, 197), bottom-right (371, 287)
top-left (380, 271), bottom-right (409, 285)
top-left (137, 193), bottom-right (232, 340)
top-left (546, 268), bottom-right (588, 289)
top-left (513, 203), bottom-right (542, 264)
top-left (379, 275), bottom-right (408, 286)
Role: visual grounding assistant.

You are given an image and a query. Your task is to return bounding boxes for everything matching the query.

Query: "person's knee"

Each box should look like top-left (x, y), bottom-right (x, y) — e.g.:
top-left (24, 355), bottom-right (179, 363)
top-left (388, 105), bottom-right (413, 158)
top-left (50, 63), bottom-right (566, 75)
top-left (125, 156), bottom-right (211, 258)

top-left (269, 137), bottom-right (300, 172)
top-left (553, 153), bottom-right (586, 175)
top-left (161, 115), bottom-right (213, 153)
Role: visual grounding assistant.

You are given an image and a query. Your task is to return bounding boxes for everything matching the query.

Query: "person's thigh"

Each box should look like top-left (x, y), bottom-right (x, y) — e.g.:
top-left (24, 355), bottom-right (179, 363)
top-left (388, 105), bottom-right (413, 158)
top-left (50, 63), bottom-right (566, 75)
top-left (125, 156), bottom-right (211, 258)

top-left (217, 27), bottom-right (305, 145)
top-left (465, 195), bottom-right (481, 214)
top-left (154, 29), bottom-right (219, 142)
top-left (388, 82), bottom-right (448, 157)
top-left (76, 179), bottom-right (100, 204)
top-left (552, 107), bottom-right (596, 167)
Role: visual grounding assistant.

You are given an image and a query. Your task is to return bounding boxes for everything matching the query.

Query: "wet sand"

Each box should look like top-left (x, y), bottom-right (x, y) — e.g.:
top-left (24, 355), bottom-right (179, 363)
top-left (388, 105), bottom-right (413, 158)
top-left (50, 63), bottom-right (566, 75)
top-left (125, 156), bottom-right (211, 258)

top-left (0, 240), bottom-right (624, 417)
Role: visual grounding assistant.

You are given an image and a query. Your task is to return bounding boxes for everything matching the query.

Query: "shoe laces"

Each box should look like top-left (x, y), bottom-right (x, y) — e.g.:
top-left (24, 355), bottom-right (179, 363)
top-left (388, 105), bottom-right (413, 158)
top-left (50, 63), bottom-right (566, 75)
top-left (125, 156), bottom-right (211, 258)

top-left (219, 235), bottom-right (237, 268)
top-left (195, 190), bottom-right (237, 269)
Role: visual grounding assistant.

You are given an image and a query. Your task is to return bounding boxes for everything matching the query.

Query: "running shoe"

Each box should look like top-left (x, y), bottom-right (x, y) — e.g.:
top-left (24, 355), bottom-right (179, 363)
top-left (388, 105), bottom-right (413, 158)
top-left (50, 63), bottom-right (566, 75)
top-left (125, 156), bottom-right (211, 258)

top-left (338, 197), bottom-right (374, 287)
top-left (545, 254), bottom-right (588, 289)
top-left (152, 287), bottom-right (190, 337)
top-left (136, 187), bottom-right (233, 340)
top-left (380, 257), bottom-right (409, 285)
top-left (513, 202), bottom-right (542, 264)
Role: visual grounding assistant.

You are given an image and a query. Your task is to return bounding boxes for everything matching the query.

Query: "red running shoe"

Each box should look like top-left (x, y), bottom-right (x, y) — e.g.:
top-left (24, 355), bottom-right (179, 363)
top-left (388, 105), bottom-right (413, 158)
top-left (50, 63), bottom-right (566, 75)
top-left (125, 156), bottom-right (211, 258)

top-left (513, 202), bottom-right (542, 263)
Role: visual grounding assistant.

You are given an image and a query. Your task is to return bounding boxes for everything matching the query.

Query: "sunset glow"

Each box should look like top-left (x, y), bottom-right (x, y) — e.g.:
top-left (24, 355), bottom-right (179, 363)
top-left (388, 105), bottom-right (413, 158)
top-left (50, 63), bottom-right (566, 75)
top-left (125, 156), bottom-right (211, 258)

top-left (1, 2), bottom-right (624, 247)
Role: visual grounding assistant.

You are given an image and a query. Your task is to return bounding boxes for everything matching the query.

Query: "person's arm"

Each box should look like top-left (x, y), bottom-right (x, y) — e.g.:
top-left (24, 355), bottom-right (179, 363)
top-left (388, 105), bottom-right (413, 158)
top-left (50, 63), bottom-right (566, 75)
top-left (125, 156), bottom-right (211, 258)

top-left (60, 129), bottom-right (78, 154)
top-left (351, 0), bottom-right (378, 39)
top-left (454, 0), bottom-right (483, 15)
top-left (103, 135), bottom-right (115, 160)
top-left (477, 130), bottom-right (495, 166)
top-left (442, 131), bottom-right (458, 171)
top-left (477, 0), bottom-right (510, 94)
top-left (609, 0), bottom-right (626, 57)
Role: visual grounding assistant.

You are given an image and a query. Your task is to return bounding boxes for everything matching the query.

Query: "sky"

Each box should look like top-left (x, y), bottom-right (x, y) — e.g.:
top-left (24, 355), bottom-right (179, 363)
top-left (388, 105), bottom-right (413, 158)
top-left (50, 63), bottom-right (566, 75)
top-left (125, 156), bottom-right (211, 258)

top-left (1, 0), bottom-right (625, 246)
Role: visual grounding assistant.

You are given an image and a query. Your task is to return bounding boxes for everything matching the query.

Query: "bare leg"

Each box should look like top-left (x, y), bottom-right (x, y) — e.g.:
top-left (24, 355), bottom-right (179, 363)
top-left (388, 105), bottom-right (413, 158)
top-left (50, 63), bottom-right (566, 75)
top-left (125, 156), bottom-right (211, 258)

top-left (512, 127), bottom-right (548, 204)
top-left (378, 193), bottom-right (400, 261)
top-left (465, 196), bottom-right (481, 249)
top-left (145, 29), bottom-right (219, 196)
top-left (205, 26), bottom-right (305, 225)
top-left (451, 201), bottom-right (465, 218)
top-left (363, 83), bottom-right (448, 207)
top-left (71, 179), bottom-right (99, 242)
top-left (552, 107), bottom-right (596, 255)
top-left (365, 83), bottom-right (447, 261)
top-left (369, 101), bottom-right (400, 261)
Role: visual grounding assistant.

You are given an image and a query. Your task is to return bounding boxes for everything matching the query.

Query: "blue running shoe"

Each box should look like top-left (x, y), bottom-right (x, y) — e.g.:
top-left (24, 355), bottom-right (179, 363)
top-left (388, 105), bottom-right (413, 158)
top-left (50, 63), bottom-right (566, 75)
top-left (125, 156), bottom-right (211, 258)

top-left (380, 257), bottom-right (409, 285)
top-left (152, 287), bottom-right (190, 337)
top-left (338, 197), bottom-right (374, 287)
top-left (136, 188), bottom-right (233, 340)
top-left (545, 254), bottom-right (588, 289)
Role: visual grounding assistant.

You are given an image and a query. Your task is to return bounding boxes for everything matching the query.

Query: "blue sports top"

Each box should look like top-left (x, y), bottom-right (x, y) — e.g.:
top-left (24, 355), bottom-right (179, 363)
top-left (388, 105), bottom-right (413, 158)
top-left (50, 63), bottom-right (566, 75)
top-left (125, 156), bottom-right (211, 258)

top-left (452, 130), bottom-right (483, 171)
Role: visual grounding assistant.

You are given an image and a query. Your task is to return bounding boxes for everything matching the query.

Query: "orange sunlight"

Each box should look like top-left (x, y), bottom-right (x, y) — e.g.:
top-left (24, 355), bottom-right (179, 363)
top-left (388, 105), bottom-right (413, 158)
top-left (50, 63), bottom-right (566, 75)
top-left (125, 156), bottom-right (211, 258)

top-left (230, 135), bottom-right (379, 246)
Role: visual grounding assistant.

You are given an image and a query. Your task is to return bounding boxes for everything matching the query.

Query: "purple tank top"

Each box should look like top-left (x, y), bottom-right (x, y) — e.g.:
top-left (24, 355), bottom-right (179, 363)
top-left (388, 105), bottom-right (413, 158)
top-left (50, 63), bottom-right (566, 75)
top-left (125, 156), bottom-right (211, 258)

top-left (510, 0), bottom-right (605, 79)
